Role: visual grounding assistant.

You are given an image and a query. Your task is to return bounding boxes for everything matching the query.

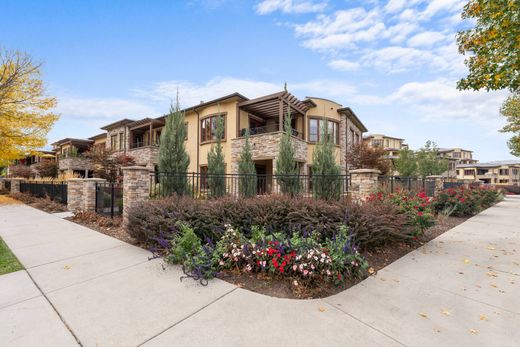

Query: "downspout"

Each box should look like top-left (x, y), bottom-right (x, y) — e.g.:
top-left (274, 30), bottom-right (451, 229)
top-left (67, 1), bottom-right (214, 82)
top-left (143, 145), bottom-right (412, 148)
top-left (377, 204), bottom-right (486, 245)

top-left (195, 108), bottom-right (200, 173)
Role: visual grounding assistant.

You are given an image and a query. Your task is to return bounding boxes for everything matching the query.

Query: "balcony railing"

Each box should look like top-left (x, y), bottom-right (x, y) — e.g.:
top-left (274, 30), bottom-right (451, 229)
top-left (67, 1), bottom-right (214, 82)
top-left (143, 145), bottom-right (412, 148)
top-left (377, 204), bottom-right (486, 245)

top-left (129, 140), bottom-right (160, 149)
top-left (240, 125), bottom-right (303, 139)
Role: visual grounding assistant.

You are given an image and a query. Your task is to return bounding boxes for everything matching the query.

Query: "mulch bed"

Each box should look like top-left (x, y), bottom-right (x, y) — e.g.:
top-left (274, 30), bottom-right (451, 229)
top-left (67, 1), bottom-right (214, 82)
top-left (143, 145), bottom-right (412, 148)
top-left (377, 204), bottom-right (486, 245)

top-left (8, 192), bottom-right (68, 213)
top-left (65, 211), bottom-right (139, 245)
top-left (218, 215), bottom-right (469, 299)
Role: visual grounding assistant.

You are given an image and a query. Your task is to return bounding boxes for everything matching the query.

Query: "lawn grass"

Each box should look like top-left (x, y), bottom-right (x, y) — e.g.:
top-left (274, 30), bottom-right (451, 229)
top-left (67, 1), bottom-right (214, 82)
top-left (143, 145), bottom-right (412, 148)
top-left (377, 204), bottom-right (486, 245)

top-left (0, 237), bottom-right (23, 275)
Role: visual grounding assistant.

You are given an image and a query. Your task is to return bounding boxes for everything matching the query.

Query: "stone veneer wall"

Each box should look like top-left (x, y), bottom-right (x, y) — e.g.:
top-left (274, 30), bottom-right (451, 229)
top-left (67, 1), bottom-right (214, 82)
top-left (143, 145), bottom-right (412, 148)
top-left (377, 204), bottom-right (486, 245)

top-left (127, 146), bottom-right (159, 168)
top-left (59, 157), bottom-right (93, 171)
top-left (66, 178), bottom-right (106, 211)
top-left (349, 169), bottom-right (380, 201)
top-left (339, 114), bottom-right (347, 175)
top-left (9, 179), bottom-right (23, 194)
top-left (122, 166), bottom-right (151, 228)
top-left (230, 132), bottom-right (307, 174)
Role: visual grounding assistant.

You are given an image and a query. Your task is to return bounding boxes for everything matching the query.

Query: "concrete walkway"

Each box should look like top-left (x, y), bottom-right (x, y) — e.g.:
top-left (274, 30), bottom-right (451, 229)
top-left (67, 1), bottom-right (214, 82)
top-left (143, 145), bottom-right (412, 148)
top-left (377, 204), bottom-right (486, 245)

top-left (0, 196), bottom-right (519, 346)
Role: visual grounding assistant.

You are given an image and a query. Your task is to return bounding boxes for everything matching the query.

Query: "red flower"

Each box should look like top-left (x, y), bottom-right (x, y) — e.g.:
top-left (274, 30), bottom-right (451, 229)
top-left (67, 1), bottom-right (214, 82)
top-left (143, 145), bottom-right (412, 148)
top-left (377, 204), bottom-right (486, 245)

top-left (418, 212), bottom-right (423, 217)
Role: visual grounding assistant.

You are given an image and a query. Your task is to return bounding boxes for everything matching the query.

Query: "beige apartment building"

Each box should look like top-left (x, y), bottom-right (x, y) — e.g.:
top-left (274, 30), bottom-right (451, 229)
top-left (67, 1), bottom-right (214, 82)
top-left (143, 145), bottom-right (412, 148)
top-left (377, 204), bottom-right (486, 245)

top-left (438, 148), bottom-right (477, 177)
top-left (456, 160), bottom-right (520, 185)
top-left (50, 91), bottom-right (368, 178)
top-left (364, 134), bottom-right (407, 159)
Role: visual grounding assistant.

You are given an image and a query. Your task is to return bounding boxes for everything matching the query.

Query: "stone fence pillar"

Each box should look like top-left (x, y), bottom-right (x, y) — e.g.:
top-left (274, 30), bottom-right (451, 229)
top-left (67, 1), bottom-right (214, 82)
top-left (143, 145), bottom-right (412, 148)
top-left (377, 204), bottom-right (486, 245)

top-left (349, 169), bottom-right (380, 200)
top-left (426, 175), bottom-right (444, 196)
top-left (66, 178), bottom-right (106, 212)
top-left (10, 178), bottom-right (23, 194)
top-left (0, 178), bottom-right (5, 191)
top-left (122, 166), bottom-right (151, 228)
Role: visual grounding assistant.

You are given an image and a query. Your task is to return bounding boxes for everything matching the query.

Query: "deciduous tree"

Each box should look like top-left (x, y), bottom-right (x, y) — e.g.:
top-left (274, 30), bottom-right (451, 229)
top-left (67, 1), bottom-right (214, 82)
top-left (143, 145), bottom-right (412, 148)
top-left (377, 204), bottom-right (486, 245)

top-left (457, 0), bottom-right (520, 92)
top-left (346, 141), bottom-right (390, 175)
top-left (416, 141), bottom-right (449, 178)
top-left (394, 148), bottom-right (417, 177)
top-left (0, 50), bottom-right (58, 165)
top-left (500, 92), bottom-right (520, 156)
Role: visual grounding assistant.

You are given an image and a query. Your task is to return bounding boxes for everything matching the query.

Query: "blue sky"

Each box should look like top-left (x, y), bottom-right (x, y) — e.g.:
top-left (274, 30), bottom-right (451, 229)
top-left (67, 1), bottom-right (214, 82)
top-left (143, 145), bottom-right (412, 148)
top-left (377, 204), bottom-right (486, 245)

top-left (1, 0), bottom-right (514, 161)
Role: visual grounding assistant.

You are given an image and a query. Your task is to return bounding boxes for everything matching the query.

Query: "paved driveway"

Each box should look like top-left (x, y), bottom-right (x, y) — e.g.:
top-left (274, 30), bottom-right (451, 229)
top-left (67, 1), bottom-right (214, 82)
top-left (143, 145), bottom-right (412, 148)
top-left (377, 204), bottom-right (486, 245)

top-left (0, 196), bottom-right (519, 346)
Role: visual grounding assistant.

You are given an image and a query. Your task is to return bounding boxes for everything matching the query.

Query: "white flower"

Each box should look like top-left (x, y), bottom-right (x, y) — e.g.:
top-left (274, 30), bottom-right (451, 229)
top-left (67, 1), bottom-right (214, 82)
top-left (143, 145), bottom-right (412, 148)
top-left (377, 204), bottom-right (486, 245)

top-left (245, 264), bottom-right (252, 271)
top-left (293, 265), bottom-right (297, 271)
top-left (321, 253), bottom-right (326, 258)
top-left (320, 258), bottom-right (324, 263)
top-left (314, 256), bottom-right (318, 261)
top-left (311, 264), bottom-right (315, 270)
top-left (293, 280), bottom-right (299, 286)
top-left (219, 260), bottom-right (224, 266)
top-left (326, 270), bottom-right (331, 276)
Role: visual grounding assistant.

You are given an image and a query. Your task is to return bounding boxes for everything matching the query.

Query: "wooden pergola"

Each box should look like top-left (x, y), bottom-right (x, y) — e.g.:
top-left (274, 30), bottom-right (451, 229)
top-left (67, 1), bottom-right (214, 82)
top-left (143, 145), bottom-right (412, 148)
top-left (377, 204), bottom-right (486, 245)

top-left (236, 91), bottom-right (310, 137)
top-left (127, 118), bottom-right (165, 147)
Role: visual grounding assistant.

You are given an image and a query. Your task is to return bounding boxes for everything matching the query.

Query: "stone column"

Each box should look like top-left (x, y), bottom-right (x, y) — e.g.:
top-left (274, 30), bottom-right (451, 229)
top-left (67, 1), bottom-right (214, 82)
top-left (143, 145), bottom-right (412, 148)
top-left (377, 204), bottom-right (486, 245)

top-left (0, 178), bottom-right (5, 191)
top-left (122, 166), bottom-right (151, 228)
top-left (67, 178), bottom-right (84, 211)
top-left (427, 175), bottom-right (444, 196)
top-left (349, 169), bottom-right (380, 200)
top-left (10, 178), bottom-right (23, 194)
top-left (83, 178), bottom-right (106, 211)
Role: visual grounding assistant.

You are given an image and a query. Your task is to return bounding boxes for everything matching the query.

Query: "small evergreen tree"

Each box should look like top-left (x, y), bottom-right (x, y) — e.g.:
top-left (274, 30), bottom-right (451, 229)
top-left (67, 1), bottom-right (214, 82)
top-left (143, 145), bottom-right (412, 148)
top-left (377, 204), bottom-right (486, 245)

top-left (158, 95), bottom-right (190, 196)
top-left (238, 129), bottom-right (257, 197)
top-left (312, 121), bottom-right (342, 200)
top-left (275, 107), bottom-right (300, 196)
top-left (207, 112), bottom-right (226, 198)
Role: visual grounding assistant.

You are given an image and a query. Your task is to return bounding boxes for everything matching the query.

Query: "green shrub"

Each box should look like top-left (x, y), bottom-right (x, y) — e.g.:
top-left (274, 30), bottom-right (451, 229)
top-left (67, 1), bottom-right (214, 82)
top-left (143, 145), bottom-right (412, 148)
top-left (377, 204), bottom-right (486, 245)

top-left (127, 195), bottom-right (413, 250)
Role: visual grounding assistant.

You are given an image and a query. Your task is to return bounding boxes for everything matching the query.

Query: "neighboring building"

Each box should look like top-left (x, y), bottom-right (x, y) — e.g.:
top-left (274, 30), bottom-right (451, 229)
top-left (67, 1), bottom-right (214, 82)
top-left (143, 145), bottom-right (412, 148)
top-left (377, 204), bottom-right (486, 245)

top-left (51, 138), bottom-right (95, 177)
top-left (7, 151), bottom-right (57, 177)
top-left (456, 160), bottom-right (520, 185)
top-left (364, 134), bottom-right (408, 159)
top-left (438, 148), bottom-right (477, 177)
top-left (47, 91), bottom-right (368, 181)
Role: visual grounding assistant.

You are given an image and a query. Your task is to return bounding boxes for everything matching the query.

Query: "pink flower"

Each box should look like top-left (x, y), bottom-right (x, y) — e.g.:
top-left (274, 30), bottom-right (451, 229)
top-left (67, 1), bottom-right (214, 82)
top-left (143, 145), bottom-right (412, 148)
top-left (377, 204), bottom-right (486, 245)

top-left (303, 270), bottom-right (309, 276)
top-left (292, 265), bottom-right (297, 271)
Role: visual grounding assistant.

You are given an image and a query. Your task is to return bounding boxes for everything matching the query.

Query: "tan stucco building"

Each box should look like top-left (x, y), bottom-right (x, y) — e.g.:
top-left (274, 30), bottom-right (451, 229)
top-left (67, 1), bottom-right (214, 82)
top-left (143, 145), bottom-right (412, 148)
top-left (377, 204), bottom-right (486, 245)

top-left (49, 91), bottom-right (368, 178)
top-left (438, 148), bottom-right (477, 177)
top-left (364, 134), bottom-right (407, 159)
top-left (456, 160), bottom-right (520, 185)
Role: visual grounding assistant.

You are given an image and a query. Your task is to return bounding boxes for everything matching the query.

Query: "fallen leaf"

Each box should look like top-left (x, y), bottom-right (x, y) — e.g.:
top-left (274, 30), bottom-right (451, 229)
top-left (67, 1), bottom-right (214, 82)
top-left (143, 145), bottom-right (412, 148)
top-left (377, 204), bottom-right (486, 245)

top-left (464, 258), bottom-right (470, 264)
top-left (63, 265), bottom-right (71, 270)
top-left (486, 271), bottom-right (498, 278)
top-left (318, 307), bottom-right (326, 312)
top-left (419, 312), bottom-right (428, 318)
top-left (469, 329), bottom-right (479, 334)
top-left (487, 246), bottom-right (495, 250)
top-left (490, 284), bottom-right (497, 288)
top-left (368, 267), bottom-right (375, 275)
top-left (441, 309), bottom-right (451, 316)
top-left (479, 314), bottom-right (488, 321)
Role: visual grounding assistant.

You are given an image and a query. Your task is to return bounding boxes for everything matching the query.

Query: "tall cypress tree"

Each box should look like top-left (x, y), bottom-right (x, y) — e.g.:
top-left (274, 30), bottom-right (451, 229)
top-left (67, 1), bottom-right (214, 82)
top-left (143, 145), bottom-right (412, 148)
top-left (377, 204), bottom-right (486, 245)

top-left (158, 95), bottom-right (190, 196)
top-left (275, 106), bottom-right (300, 196)
top-left (312, 121), bottom-right (342, 200)
top-left (207, 111), bottom-right (226, 198)
top-left (238, 129), bottom-right (257, 197)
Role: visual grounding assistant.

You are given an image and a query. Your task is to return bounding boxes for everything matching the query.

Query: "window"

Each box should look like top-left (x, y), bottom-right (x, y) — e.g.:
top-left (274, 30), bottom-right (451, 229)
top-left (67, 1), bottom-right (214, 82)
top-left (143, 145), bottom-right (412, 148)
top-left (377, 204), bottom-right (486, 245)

top-left (309, 118), bottom-right (338, 144)
top-left (355, 133), bottom-right (360, 144)
top-left (477, 169), bottom-right (488, 175)
top-left (499, 169), bottom-right (509, 175)
top-left (372, 139), bottom-right (383, 147)
top-left (110, 135), bottom-right (118, 150)
top-left (309, 118), bottom-right (319, 142)
top-left (119, 132), bottom-right (124, 151)
top-left (453, 152), bottom-right (461, 158)
top-left (499, 179), bottom-right (509, 184)
top-left (456, 170), bottom-right (460, 176)
top-left (464, 169), bottom-right (474, 176)
top-left (385, 139), bottom-right (389, 147)
top-left (201, 114), bottom-right (225, 142)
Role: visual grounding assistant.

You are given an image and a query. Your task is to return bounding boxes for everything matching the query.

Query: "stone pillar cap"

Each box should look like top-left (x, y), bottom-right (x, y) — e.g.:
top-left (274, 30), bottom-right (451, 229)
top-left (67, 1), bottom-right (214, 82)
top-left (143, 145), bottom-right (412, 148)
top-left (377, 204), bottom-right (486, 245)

top-left (9, 178), bottom-right (25, 181)
top-left (349, 169), bottom-right (381, 174)
top-left (426, 175), bottom-right (443, 178)
top-left (121, 166), bottom-right (153, 171)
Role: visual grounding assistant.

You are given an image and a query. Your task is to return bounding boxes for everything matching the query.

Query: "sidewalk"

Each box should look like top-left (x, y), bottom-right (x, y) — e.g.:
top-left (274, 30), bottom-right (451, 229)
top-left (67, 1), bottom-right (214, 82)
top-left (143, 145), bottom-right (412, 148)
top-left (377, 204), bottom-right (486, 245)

top-left (0, 196), bottom-right (519, 346)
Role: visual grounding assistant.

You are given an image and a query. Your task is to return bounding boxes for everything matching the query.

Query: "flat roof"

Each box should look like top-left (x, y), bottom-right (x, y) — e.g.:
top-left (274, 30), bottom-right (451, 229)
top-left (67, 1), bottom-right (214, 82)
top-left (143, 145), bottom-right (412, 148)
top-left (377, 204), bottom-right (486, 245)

top-left (50, 138), bottom-right (94, 146)
top-left (438, 147), bottom-right (473, 153)
top-left (456, 160), bottom-right (520, 168)
top-left (88, 133), bottom-right (106, 140)
top-left (364, 134), bottom-right (404, 141)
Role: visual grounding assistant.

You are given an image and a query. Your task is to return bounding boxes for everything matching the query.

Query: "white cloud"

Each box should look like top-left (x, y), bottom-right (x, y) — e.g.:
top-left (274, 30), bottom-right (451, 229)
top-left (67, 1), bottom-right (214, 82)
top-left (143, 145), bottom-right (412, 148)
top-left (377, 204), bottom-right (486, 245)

top-left (419, 0), bottom-right (465, 20)
top-left (361, 46), bottom-right (436, 73)
top-left (387, 79), bottom-right (509, 131)
top-left (328, 59), bottom-right (360, 71)
top-left (56, 96), bottom-right (159, 121)
top-left (407, 31), bottom-right (447, 47)
top-left (134, 76), bottom-right (357, 107)
top-left (256, 0), bottom-right (327, 15)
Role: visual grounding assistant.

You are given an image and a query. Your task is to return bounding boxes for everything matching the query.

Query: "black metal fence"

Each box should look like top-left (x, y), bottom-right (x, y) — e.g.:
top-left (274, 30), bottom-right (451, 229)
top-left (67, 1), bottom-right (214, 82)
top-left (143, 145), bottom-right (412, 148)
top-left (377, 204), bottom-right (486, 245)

top-left (19, 181), bottom-right (68, 203)
top-left (378, 176), bottom-right (437, 197)
top-left (150, 172), bottom-right (351, 201)
top-left (443, 181), bottom-right (465, 190)
top-left (95, 182), bottom-right (123, 218)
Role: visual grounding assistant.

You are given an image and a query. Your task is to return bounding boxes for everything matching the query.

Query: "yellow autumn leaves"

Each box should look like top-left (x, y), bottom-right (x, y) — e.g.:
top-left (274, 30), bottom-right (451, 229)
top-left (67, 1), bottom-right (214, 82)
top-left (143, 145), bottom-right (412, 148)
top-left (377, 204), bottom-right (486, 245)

top-left (0, 49), bottom-right (59, 166)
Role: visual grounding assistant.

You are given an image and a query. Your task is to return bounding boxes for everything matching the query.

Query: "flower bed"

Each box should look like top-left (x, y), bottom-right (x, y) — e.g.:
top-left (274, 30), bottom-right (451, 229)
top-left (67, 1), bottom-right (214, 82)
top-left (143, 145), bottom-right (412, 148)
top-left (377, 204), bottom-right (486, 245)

top-left (432, 186), bottom-right (503, 217)
top-left (128, 186), bottom-right (503, 298)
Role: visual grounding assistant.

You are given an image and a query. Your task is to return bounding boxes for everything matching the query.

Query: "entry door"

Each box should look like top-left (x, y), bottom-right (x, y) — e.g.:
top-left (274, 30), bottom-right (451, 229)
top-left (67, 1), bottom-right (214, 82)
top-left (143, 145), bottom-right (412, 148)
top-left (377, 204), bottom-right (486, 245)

top-left (255, 165), bottom-right (267, 194)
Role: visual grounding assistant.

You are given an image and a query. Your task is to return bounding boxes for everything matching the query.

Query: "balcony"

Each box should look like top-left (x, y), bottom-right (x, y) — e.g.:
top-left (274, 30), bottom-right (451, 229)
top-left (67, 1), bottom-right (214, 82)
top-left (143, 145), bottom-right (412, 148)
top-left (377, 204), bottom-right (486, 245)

top-left (239, 124), bottom-right (304, 139)
top-left (58, 155), bottom-right (93, 172)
